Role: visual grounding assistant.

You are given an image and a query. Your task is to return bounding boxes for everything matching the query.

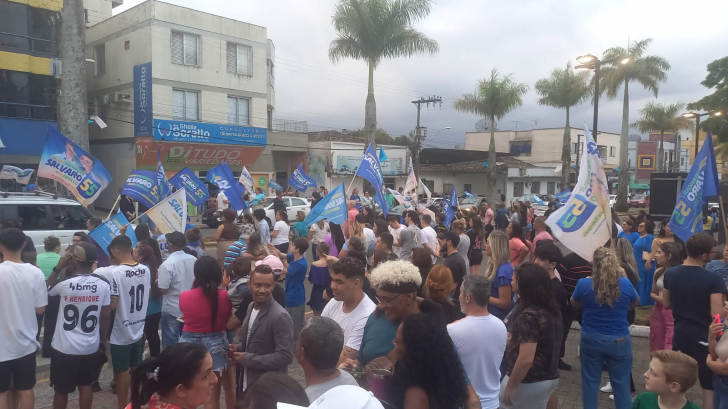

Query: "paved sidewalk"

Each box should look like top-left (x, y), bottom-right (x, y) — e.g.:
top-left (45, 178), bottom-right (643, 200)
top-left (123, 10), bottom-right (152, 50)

top-left (34, 328), bottom-right (704, 409)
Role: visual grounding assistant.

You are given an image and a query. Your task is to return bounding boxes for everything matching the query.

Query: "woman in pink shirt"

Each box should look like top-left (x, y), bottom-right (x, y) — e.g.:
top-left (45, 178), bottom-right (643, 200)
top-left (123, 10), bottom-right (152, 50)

top-left (530, 216), bottom-right (554, 262)
top-left (507, 222), bottom-right (531, 267)
top-left (179, 256), bottom-right (233, 409)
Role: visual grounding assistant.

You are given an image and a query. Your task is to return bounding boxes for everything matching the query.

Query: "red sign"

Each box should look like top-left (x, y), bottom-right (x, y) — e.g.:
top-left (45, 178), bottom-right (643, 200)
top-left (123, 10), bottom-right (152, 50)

top-left (135, 138), bottom-right (265, 171)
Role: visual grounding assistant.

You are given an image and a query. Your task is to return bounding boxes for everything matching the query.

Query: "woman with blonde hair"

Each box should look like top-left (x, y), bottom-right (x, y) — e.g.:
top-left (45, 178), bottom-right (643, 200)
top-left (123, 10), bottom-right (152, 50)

top-left (571, 247), bottom-right (639, 409)
top-left (339, 220), bottom-right (366, 259)
top-left (485, 230), bottom-right (514, 320)
top-left (424, 265), bottom-right (462, 324)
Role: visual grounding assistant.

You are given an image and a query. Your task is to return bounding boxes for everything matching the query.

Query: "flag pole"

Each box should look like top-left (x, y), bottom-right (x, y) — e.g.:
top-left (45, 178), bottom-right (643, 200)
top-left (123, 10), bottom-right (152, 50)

top-left (106, 195), bottom-right (121, 220)
top-left (346, 174), bottom-right (357, 194)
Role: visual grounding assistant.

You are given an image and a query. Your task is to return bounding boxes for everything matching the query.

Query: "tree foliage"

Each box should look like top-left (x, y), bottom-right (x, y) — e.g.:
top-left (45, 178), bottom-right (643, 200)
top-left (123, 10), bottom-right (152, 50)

top-left (688, 56), bottom-right (728, 142)
top-left (631, 101), bottom-right (692, 135)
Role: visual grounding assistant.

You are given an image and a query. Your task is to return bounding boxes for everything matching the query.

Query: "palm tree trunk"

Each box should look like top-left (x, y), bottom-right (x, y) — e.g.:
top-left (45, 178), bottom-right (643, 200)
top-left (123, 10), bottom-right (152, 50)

top-left (616, 81), bottom-right (630, 212)
top-left (657, 131), bottom-right (664, 173)
top-left (488, 114), bottom-right (497, 200)
top-left (365, 60), bottom-right (377, 149)
top-left (561, 107), bottom-right (571, 190)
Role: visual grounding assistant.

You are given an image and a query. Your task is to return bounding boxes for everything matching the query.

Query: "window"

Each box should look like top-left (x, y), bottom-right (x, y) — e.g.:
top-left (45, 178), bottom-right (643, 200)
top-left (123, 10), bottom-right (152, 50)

top-left (547, 182), bottom-right (556, 195)
top-left (227, 96), bottom-right (250, 125)
top-left (443, 183), bottom-right (453, 195)
top-left (0, 205), bottom-right (49, 231)
top-left (572, 142), bottom-right (578, 153)
top-left (51, 205), bottom-right (92, 230)
top-left (384, 178), bottom-right (395, 190)
top-left (610, 146), bottom-right (616, 157)
top-left (513, 182), bottom-right (524, 197)
top-left (292, 198), bottom-right (306, 206)
top-left (0, 70), bottom-right (57, 120)
top-left (172, 89), bottom-right (199, 121)
top-left (531, 181), bottom-right (540, 194)
top-left (84, 9), bottom-right (89, 23)
top-left (226, 43), bottom-right (252, 75)
top-left (171, 32), bottom-right (200, 66)
top-left (95, 44), bottom-right (106, 75)
top-left (464, 184), bottom-right (472, 193)
top-left (125, 40), bottom-right (130, 50)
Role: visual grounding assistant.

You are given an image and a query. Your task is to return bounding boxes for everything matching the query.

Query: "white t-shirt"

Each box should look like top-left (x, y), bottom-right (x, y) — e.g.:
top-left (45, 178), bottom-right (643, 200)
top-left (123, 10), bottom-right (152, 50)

top-left (309, 222), bottom-right (329, 244)
top-left (321, 295), bottom-right (376, 351)
top-left (389, 225), bottom-right (404, 257)
top-left (421, 225), bottom-right (438, 263)
top-left (272, 220), bottom-right (290, 245)
top-left (158, 250), bottom-right (197, 317)
top-left (0, 261), bottom-right (48, 361)
top-left (447, 315), bottom-right (507, 409)
top-left (93, 265), bottom-right (117, 281)
top-left (49, 274), bottom-right (112, 355)
top-left (108, 263), bottom-right (151, 346)
top-left (243, 307), bottom-right (261, 391)
top-left (363, 228), bottom-right (376, 248)
top-left (217, 191), bottom-right (229, 210)
top-left (156, 234), bottom-right (170, 261)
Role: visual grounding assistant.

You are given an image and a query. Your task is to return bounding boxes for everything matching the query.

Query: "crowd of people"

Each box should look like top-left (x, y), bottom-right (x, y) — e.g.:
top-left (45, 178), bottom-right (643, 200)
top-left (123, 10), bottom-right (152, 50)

top-left (2, 186), bottom-right (728, 409)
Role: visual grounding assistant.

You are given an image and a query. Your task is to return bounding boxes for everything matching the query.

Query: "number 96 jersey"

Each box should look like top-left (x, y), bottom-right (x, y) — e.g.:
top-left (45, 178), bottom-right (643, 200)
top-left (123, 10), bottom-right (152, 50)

top-left (109, 263), bottom-right (151, 346)
top-left (48, 274), bottom-right (111, 355)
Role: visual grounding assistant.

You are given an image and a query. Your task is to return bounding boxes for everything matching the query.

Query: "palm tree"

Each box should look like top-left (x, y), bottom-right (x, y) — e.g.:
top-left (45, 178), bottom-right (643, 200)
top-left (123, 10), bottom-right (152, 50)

top-left (599, 38), bottom-right (670, 211)
top-left (535, 63), bottom-right (592, 189)
top-left (631, 101), bottom-right (693, 173)
top-left (454, 68), bottom-right (529, 198)
top-left (329, 0), bottom-right (439, 148)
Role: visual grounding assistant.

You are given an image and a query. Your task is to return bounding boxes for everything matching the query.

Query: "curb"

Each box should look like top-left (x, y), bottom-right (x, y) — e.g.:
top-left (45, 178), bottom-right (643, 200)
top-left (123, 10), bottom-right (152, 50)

top-left (570, 322), bottom-right (649, 338)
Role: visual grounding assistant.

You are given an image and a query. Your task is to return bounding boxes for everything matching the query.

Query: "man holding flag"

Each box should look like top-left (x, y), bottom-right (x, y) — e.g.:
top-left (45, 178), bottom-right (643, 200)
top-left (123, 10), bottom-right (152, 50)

top-left (354, 145), bottom-right (389, 217)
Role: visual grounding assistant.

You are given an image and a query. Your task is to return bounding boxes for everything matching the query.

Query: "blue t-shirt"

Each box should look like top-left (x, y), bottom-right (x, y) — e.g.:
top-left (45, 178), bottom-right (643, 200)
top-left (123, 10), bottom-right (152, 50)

top-left (572, 277), bottom-right (638, 336)
top-left (707, 260), bottom-right (728, 288)
top-left (488, 262), bottom-right (514, 320)
top-left (285, 254), bottom-right (308, 308)
top-left (350, 194), bottom-right (362, 210)
top-left (617, 231), bottom-right (640, 245)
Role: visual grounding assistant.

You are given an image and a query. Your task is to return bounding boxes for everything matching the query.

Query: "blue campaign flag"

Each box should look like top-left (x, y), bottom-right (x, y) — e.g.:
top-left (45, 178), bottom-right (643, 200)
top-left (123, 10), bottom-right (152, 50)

top-left (133, 62), bottom-right (153, 136)
top-left (355, 145), bottom-right (389, 217)
top-left (669, 134), bottom-right (720, 243)
top-left (121, 170), bottom-right (159, 208)
top-left (289, 164), bottom-right (317, 192)
top-left (464, 191), bottom-right (473, 197)
top-left (206, 163), bottom-right (248, 211)
top-left (268, 179), bottom-right (284, 191)
top-left (379, 146), bottom-right (388, 162)
top-left (169, 167), bottom-right (209, 206)
top-left (89, 212), bottom-right (138, 256)
top-left (444, 185), bottom-right (457, 228)
top-left (302, 183), bottom-right (348, 228)
top-left (157, 150), bottom-right (172, 199)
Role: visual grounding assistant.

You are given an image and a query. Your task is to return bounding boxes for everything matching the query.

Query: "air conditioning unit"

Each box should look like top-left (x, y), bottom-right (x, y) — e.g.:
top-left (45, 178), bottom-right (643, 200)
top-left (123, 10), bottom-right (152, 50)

top-left (525, 181), bottom-right (532, 188)
top-left (113, 92), bottom-right (131, 102)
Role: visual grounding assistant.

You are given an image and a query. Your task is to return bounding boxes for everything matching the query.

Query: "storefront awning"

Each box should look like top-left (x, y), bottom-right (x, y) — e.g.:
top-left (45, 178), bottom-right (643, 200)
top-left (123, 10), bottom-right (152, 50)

top-left (629, 181), bottom-right (650, 190)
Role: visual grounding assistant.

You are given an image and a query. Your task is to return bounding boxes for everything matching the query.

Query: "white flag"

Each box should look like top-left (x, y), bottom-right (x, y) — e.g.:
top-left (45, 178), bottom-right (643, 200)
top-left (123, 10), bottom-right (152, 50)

top-left (0, 166), bottom-right (34, 185)
top-left (419, 178), bottom-right (432, 203)
top-left (238, 166), bottom-right (254, 194)
top-left (144, 189), bottom-right (187, 234)
top-left (405, 156), bottom-right (418, 198)
top-left (546, 123), bottom-right (612, 261)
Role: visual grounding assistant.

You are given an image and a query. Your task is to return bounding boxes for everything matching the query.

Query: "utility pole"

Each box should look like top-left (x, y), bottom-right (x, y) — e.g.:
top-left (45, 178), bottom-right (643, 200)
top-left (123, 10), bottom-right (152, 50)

top-left (59, 0), bottom-right (89, 150)
top-left (412, 96), bottom-right (442, 178)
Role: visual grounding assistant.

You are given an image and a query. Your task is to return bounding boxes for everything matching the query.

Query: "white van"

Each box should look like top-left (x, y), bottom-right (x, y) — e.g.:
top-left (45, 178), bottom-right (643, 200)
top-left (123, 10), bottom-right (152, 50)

top-left (0, 192), bottom-right (93, 252)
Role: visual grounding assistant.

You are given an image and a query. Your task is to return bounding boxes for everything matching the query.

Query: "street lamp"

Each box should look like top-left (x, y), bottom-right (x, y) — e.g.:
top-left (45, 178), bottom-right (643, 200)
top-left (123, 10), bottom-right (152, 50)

top-left (415, 126), bottom-right (451, 178)
top-left (576, 54), bottom-right (630, 142)
top-left (682, 111), bottom-right (723, 160)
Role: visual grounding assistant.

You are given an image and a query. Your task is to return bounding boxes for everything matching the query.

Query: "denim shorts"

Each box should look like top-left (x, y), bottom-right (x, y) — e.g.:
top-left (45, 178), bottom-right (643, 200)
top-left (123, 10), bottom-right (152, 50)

top-left (179, 331), bottom-right (229, 373)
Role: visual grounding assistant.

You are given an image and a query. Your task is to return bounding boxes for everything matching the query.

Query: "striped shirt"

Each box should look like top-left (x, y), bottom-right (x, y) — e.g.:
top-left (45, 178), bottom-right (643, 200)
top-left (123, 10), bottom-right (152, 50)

top-left (224, 238), bottom-right (247, 266)
top-left (555, 253), bottom-right (592, 297)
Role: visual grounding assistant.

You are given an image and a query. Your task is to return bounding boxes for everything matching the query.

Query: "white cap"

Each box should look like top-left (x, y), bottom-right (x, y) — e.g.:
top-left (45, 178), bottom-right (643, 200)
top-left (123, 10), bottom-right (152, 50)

top-left (277, 385), bottom-right (384, 409)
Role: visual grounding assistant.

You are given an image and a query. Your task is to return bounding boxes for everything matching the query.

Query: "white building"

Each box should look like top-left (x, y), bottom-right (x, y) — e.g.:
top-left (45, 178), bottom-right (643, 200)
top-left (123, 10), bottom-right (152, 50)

top-left (85, 0), bottom-right (306, 209)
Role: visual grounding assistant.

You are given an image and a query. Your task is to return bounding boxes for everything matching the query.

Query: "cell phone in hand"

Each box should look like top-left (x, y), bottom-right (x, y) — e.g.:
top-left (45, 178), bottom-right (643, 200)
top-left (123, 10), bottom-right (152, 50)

top-left (341, 367), bottom-right (364, 376)
top-left (715, 314), bottom-right (724, 337)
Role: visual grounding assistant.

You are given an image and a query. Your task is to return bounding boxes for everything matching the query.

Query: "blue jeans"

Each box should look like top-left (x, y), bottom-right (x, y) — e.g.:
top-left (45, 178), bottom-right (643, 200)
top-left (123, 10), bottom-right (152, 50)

top-left (138, 213), bottom-right (156, 230)
top-left (179, 331), bottom-right (229, 373)
top-left (580, 332), bottom-right (633, 409)
top-left (715, 376), bottom-right (728, 409)
top-left (161, 312), bottom-right (183, 348)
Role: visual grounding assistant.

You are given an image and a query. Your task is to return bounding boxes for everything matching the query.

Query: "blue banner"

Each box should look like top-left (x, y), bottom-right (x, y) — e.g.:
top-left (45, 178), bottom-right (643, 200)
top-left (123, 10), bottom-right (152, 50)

top-left (38, 126), bottom-right (112, 206)
top-left (303, 183), bottom-right (348, 228)
top-left (288, 164), bottom-right (317, 192)
top-left (157, 150), bottom-right (172, 199)
top-left (133, 62), bottom-right (153, 136)
top-left (206, 163), bottom-right (248, 211)
top-left (169, 167), bottom-right (209, 206)
top-left (379, 146), bottom-right (388, 162)
top-left (153, 119), bottom-right (267, 146)
top-left (669, 133), bottom-right (720, 243)
top-left (268, 179), bottom-right (284, 191)
top-left (355, 145), bottom-right (388, 217)
top-left (121, 170), bottom-right (159, 209)
top-left (89, 212), bottom-right (138, 256)
top-left (444, 185), bottom-right (457, 228)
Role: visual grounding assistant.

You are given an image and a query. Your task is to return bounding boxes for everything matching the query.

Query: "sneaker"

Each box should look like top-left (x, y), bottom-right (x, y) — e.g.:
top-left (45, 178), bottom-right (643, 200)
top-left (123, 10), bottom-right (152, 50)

top-left (609, 395), bottom-right (614, 400)
top-left (601, 382), bottom-right (613, 393)
top-left (558, 359), bottom-right (572, 371)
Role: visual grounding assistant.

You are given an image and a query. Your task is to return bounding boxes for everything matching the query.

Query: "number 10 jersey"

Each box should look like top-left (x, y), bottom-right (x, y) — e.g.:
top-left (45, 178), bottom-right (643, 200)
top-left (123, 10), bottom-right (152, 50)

top-left (48, 274), bottom-right (111, 355)
top-left (109, 263), bottom-right (151, 346)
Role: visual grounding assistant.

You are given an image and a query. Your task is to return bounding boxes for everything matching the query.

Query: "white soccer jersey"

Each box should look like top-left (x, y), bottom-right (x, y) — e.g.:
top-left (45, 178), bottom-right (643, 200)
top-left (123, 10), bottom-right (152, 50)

top-left (49, 274), bottom-right (111, 355)
top-left (109, 263), bottom-right (150, 346)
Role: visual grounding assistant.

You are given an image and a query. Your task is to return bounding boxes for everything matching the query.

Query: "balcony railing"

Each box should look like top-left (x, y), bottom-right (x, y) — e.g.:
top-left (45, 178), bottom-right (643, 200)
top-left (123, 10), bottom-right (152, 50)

top-left (0, 102), bottom-right (57, 121)
top-left (0, 32), bottom-right (58, 56)
top-left (270, 118), bottom-right (308, 134)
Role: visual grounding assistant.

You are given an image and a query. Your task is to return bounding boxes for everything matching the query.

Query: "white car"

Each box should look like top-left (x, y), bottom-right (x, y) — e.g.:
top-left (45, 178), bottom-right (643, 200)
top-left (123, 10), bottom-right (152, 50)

top-left (262, 196), bottom-right (311, 223)
top-left (609, 195), bottom-right (617, 207)
top-left (0, 192), bottom-right (93, 252)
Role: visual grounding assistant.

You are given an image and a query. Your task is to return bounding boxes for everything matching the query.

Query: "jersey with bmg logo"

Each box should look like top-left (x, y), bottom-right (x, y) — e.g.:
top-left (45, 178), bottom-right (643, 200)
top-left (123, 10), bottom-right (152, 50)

top-left (109, 263), bottom-right (150, 346)
top-left (48, 274), bottom-right (111, 355)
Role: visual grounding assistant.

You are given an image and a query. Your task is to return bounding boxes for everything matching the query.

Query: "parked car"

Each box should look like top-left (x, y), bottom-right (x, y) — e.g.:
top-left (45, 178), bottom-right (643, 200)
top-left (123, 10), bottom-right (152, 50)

top-left (387, 203), bottom-right (415, 219)
top-left (629, 194), bottom-right (650, 208)
top-left (0, 192), bottom-right (93, 251)
top-left (458, 196), bottom-right (489, 213)
top-left (202, 196), bottom-right (311, 228)
top-left (512, 193), bottom-right (548, 216)
top-left (609, 195), bottom-right (617, 207)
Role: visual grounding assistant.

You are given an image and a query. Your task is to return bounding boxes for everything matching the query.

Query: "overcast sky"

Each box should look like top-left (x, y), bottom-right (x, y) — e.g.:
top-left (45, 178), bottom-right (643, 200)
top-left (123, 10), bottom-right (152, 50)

top-left (116, 0), bottom-right (728, 148)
